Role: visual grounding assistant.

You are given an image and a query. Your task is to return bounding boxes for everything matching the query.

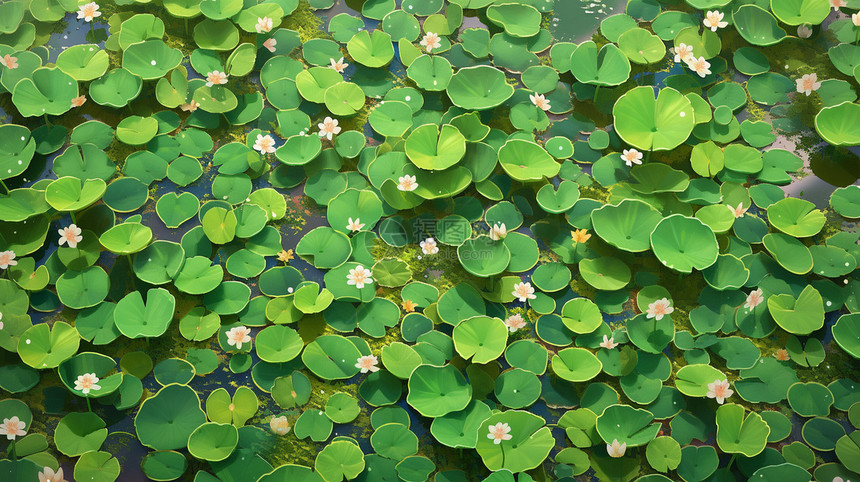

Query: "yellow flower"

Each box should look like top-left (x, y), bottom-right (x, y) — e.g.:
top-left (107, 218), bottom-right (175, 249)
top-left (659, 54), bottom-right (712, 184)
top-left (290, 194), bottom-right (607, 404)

top-left (277, 249), bottom-right (294, 263)
top-left (402, 299), bottom-right (417, 312)
top-left (570, 229), bottom-right (591, 244)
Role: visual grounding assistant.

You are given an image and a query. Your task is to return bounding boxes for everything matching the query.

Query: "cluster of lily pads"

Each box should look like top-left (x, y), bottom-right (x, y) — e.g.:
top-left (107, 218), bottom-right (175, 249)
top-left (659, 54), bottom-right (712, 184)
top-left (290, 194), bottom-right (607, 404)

top-left (1, 0), bottom-right (860, 480)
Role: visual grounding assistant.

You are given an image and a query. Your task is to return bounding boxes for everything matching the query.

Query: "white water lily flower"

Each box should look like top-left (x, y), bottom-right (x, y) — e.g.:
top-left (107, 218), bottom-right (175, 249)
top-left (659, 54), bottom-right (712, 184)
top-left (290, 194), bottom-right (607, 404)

top-left (504, 314), bottom-right (526, 333)
top-left (728, 203), bottom-right (748, 218)
top-left (420, 32), bottom-right (442, 52)
top-left (397, 174), bottom-right (418, 192)
top-left (600, 335), bottom-right (619, 350)
top-left (0, 416), bottom-right (26, 440)
top-left (529, 93), bottom-right (551, 111)
top-left (607, 439), bottom-right (627, 458)
top-left (256, 17), bottom-right (273, 34)
top-left (489, 223), bottom-right (507, 241)
top-left (226, 326), bottom-right (252, 350)
top-left (487, 422), bottom-right (512, 444)
top-left (512, 281), bottom-right (536, 303)
top-left (355, 355), bottom-right (379, 373)
top-left (744, 288), bottom-right (764, 310)
top-left (58, 224), bottom-right (83, 248)
top-left (205, 70), bottom-right (228, 87)
top-left (346, 217), bottom-right (365, 232)
top-left (420, 237), bottom-right (438, 255)
top-left (796, 73), bottom-right (822, 96)
top-left (253, 134), bottom-right (276, 154)
top-left (330, 57), bottom-right (348, 73)
top-left (0, 250), bottom-right (18, 269)
top-left (318, 116), bottom-right (341, 140)
top-left (797, 24), bottom-right (813, 38)
top-left (269, 415), bottom-right (291, 435)
top-left (74, 373), bottom-right (101, 395)
top-left (347, 265), bottom-right (373, 289)
top-left (263, 38), bottom-right (277, 53)
top-left (621, 148), bottom-right (643, 167)
top-left (181, 100), bottom-right (200, 112)
top-left (672, 43), bottom-right (694, 64)
top-left (707, 379), bottom-right (734, 404)
top-left (38, 466), bottom-right (65, 482)
top-left (646, 298), bottom-right (674, 321)
top-left (703, 10), bottom-right (727, 32)
top-left (686, 56), bottom-right (711, 78)
top-left (0, 54), bottom-right (18, 69)
top-left (77, 2), bottom-right (101, 22)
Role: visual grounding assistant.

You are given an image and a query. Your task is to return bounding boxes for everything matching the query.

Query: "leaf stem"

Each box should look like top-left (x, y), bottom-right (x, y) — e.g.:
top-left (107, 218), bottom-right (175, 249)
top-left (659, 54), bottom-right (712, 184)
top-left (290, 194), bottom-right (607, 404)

top-left (85, 396), bottom-right (92, 412)
top-left (0, 179), bottom-right (9, 194)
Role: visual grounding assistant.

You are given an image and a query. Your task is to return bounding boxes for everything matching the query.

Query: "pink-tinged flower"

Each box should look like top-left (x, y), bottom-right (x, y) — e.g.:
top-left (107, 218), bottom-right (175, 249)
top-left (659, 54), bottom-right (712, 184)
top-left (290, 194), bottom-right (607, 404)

top-left (607, 439), bottom-right (626, 458)
top-left (397, 174), bottom-right (418, 192)
top-left (646, 298), bottom-right (674, 321)
top-left (621, 148), bottom-right (643, 167)
top-left (205, 70), bottom-right (228, 87)
top-left (253, 134), bottom-right (276, 154)
top-left (831, 0), bottom-right (846, 11)
top-left (600, 335), bottom-right (619, 350)
top-left (420, 237), bottom-right (438, 255)
top-left (420, 32), bottom-right (442, 52)
top-left (256, 17), bottom-right (273, 34)
top-left (489, 223), bottom-right (507, 241)
top-left (77, 2), bottom-right (101, 22)
top-left (330, 57), bottom-right (348, 73)
top-left (775, 349), bottom-right (790, 361)
top-left (347, 265), bottom-right (373, 289)
top-left (225, 326), bottom-right (252, 350)
top-left (0, 312), bottom-right (4, 331)
top-left (672, 43), bottom-right (694, 64)
top-left (686, 56), bottom-right (711, 78)
top-left (796, 73), bottom-right (822, 96)
top-left (512, 282), bottom-right (536, 303)
top-left (74, 373), bottom-right (101, 395)
top-left (530, 93), bottom-right (550, 111)
top-left (269, 415), bottom-right (291, 435)
top-left (355, 355), bottom-right (379, 373)
top-left (317, 116), bottom-right (341, 140)
top-left (346, 217), bottom-right (365, 232)
top-left (728, 203), bottom-right (748, 218)
top-left (181, 100), bottom-right (200, 112)
top-left (0, 250), bottom-right (17, 269)
top-left (487, 422), bottom-right (512, 444)
top-left (58, 224), bottom-right (83, 249)
top-left (504, 314), bottom-right (526, 333)
top-left (797, 24), bottom-right (813, 39)
top-left (744, 288), bottom-right (764, 310)
top-left (263, 38), bottom-right (277, 53)
top-left (706, 379), bottom-right (733, 404)
top-left (38, 466), bottom-right (65, 482)
top-left (0, 416), bottom-right (26, 440)
top-left (0, 54), bottom-right (18, 69)
top-left (71, 95), bottom-right (87, 108)
top-left (703, 10), bottom-right (727, 32)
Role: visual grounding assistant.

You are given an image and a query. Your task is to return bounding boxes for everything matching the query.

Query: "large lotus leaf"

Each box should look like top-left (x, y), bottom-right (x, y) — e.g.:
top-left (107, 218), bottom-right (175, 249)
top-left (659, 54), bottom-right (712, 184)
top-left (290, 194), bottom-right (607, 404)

top-left (368, 100), bottom-right (413, 137)
top-left (274, 134), bottom-right (322, 165)
top-left (405, 124), bottom-right (466, 170)
top-left (135, 384), bottom-right (206, 450)
top-left (674, 26), bottom-right (722, 60)
top-left (596, 404), bottom-right (661, 447)
top-left (406, 54), bottom-right (453, 91)
top-left (447, 65), bottom-right (514, 110)
top-left (570, 41), bottom-right (631, 87)
top-left (58, 352), bottom-right (122, 399)
top-left (767, 198), bottom-right (825, 237)
top-left (408, 165), bottom-right (472, 200)
top-left (99, 222), bottom-right (152, 255)
top-left (89, 68), bottom-right (143, 108)
top-left (715, 404), bottom-right (769, 457)
top-left (618, 28), bottom-right (666, 64)
top-left (767, 284), bottom-right (824, 335)
top-left (613, 86), bottom-right (694, 151)
top-left (732, 5), bottom-right (786, 46)
top-left (295, 227), bottom-right (352, 269)
top-left (0, 124), bottom-right (35, 180)
top-left (234, 3), bottom-right (285, 33)
top-left (763, 233), bottom-right (813, 275)
top-left (199, 0), bottom-right (242, 19)
top-left (0, 50), bottom-right (42, 93)
top-left (591, 199), bottom-right (662, 252)
top-left (407, 364), bottom-right (472, 417)
top-left (122, 40), bottom-right (183, 80)
top-left (0, 188), bottom-right (49, 222)
top-left (833, 314), bottom-right (860, 358)
top-left (114, 288), bottom-right (175, 339)
top-left (301, 334), bottom-right (361, 380)
top-left (430, 400), bottom-right (492, 449)
top-left (45, 177), bottom-right (106, 212)
top-left (11, 67), bottom-right (78, 117)
top-left (295, 67), bottom-right (343, 103)
top-left (193, 85), bottom-right (238, 114)
top-left (347, 29), bottom-right (394, 68)
top-left (119, 13), bottom-right (165, 50)
top-left (552, 347), bottom-right (602, 382)
top-left (187, 422), bottom-right (238, 462)
top-left (770, 0), bottom-right (829, 26)
top-left (475, 410), bottom-right (554, 473)
top-left (56, 44), bottom-right (109, 82)
top-left (650, 215), bottom-right (719, 273)
top-left (815, 102), bottom-right (860, 147)
top-left (486, 3), bottom-right (541, 38)
top-left (498, 140), bottom-right (560, 181)
top-left (457, 236), bottom-right (510, 277)
top-left (674, 364), bottom-right (726, 397)
top-left (453, 316), bottom-right (507, 364)
top-left (324, 81), bottom-right (366, 116)
top-left (17, 321), bottom-right (80, 369)
top-left (327, 188), bottom-right (383, 234)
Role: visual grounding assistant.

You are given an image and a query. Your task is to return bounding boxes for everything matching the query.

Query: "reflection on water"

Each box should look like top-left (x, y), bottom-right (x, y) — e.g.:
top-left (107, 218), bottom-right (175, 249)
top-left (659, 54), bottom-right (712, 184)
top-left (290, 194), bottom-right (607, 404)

top-left (551, 0), bottom-right (627, 42)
